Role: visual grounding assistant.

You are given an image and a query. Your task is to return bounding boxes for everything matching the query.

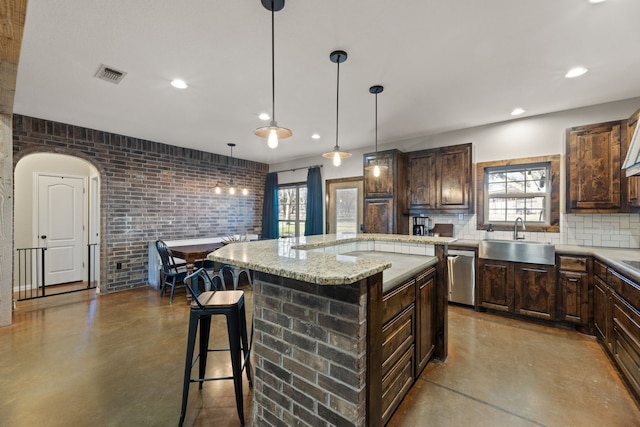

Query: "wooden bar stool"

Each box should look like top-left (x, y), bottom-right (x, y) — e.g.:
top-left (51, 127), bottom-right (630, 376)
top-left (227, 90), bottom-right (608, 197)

top-left (179, 268), bottom-right (252, 426)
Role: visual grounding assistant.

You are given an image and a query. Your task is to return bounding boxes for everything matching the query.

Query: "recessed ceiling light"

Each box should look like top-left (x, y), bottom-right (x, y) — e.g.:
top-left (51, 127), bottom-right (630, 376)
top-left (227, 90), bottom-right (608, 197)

top-left (565, 67), bottom-right (588, 78)
top-left (311, 133), bottom-right (320, 139)
top-left (589, 0), bottom-right (606, 4)
top-left (170, 79), bottom-right (187, 89)
top-left (511, 108), bottom-right (525, 116)
top-left (259, 113), bottom-right (270, 120)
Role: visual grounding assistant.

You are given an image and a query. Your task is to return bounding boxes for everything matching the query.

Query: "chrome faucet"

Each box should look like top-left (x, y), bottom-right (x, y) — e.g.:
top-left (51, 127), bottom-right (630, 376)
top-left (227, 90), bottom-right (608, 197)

top-left (514, 217), bottom-right (526, 240)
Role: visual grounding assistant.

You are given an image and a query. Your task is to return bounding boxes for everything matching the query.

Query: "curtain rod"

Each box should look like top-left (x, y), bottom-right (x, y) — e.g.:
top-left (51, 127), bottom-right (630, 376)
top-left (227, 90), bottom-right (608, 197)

top-left (274, 164), bottom-right (323, 173)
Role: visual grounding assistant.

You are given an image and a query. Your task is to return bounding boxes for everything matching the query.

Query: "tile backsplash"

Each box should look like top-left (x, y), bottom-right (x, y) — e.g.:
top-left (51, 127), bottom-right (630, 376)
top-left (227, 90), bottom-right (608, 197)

top-left (411, 214), bottom-right (640, 249)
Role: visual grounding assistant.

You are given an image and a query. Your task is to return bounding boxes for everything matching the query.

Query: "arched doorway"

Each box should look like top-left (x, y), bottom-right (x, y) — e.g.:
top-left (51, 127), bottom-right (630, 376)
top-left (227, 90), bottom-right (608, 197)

top-left (14, 152), bottom-right (101, 298)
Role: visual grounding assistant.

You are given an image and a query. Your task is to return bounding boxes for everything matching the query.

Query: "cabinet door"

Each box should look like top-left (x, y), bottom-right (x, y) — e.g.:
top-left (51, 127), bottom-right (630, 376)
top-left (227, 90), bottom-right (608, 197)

top-left (594, 277), bottom-right (610, 347)
top-left (408, 151), bottom-right (436, 210)
top-left (626, 115), bottom-right (640, 209)
top-left (437, 144), bottom-right (472, 211)
top-left (558, 271), bottom-right (589, 325)
top-left (478, 259), bottom-right (512, 312)
top-left (566, 121), bottom-right (621, 212)
top-left (514, 263), bottom-right (556, 320)
top-left (364, 198), bottom-right (394, 234)
top-left (364, 152), bottom-right (394, 198)
top-left (612, 292), bottom-right (640, 399)
top-left (415, 269), bottom-right (435, 376)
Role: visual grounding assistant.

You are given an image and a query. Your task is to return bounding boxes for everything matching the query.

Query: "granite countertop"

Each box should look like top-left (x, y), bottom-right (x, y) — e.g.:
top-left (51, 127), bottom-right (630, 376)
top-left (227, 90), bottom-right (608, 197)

top-left (444, 239), bottom-right (640, 282)
top-left (208, 233), bottom-right (454, 285)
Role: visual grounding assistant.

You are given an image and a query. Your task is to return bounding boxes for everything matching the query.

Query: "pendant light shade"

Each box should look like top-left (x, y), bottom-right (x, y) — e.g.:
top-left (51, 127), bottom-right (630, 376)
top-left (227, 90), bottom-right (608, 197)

top-left (364, 85), bottom-right (388, 177)
top-left (322, 50), bottom-right (351, 167)
top-left (254, 0), bottom-right (292, 149)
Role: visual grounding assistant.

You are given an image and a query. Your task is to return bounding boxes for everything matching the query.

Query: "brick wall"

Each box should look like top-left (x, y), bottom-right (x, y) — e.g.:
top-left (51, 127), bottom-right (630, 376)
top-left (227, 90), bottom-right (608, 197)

top-left (252, 272), bottom-right (368, 426)
top-left (12, 115), bottom-right (269, 293)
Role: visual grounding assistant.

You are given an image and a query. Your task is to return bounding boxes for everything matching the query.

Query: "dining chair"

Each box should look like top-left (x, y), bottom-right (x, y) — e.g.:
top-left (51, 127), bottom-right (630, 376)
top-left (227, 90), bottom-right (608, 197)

top-left (194, 259), bottom-right (227, 290)
top-left (156, 239), bottom-right (187, 303)
top-left (179, 268), bottom-right (252, 426)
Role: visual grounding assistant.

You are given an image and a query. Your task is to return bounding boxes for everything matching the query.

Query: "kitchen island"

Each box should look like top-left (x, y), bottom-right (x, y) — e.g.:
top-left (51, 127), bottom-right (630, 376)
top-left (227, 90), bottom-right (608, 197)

top-left (209, 234), bottom-right (455, 427)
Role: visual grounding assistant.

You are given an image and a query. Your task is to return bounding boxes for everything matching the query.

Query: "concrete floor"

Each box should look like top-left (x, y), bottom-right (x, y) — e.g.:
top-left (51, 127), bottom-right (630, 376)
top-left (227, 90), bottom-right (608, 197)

top-left (2, 286), bottom-right (639, 426)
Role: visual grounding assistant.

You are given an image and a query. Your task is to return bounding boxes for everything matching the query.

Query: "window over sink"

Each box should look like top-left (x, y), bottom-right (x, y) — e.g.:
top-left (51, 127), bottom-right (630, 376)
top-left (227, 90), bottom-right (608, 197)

top-left (477, 155), bottom-right (560, 233)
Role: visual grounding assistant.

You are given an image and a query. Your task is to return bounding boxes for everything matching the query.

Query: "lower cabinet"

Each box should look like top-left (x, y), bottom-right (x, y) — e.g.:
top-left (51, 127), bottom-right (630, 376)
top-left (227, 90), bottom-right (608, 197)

top-left (612, 292), bottom-right (640, 401)
top-left (415, 268), bottom-right (436, 375)
top-left (557, 255), bottom-right (590, 325)
top-left (478, 259), bottom-right (555, 320)
top-left (380, 266), bottom-right (437, 425)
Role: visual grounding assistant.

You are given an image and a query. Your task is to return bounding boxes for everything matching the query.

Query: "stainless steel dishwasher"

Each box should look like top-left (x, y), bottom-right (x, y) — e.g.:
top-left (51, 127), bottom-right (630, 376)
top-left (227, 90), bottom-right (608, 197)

top-left (447, 249), bottom-right (475, 306)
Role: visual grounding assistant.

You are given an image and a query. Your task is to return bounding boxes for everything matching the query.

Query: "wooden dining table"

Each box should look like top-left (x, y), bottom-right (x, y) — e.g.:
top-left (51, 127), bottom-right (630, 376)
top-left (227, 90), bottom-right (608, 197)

top-left (169, 242), bottom-right (224, 301)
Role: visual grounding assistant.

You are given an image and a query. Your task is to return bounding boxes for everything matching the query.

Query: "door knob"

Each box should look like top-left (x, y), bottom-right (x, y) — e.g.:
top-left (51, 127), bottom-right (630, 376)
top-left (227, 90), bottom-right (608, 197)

top-left (41, 235), bottom-right (47, 239)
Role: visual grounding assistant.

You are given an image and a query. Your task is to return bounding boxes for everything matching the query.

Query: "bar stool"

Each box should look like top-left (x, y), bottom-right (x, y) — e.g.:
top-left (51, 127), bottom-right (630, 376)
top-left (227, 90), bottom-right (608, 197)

top-left (179, 268), bottom-right (252, 426)
top-left (221, 264), bottom-right (253, 290)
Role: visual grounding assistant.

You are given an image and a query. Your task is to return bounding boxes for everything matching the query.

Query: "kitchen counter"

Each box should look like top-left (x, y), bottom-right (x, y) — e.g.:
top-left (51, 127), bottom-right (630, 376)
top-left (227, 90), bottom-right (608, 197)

top-left (208, 233), bottom-right (455, 285)
top-left (207, 233), bottom-right (452, 427)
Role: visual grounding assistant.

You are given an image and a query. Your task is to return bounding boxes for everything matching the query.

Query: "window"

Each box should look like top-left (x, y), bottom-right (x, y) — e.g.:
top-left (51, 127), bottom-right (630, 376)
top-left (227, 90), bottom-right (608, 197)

top-left (278, 183), bottom-right (307, 237)
top-left (477, 155), bottom-right (560, 233)
top-left (486, 163), bottom-right (549, 224)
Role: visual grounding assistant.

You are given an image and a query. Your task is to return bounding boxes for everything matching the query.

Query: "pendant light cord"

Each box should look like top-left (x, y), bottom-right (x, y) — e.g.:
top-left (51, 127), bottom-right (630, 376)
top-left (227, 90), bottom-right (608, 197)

top-left (375, 92), bottom-right (378, 153)
top-left (271, 5), bottom-right (276, 122)
top-left (335, 59), bottom-right (340, 150)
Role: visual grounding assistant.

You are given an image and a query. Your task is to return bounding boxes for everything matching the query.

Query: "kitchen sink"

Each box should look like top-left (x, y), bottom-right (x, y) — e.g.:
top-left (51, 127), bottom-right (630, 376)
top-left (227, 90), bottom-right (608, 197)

top-left (479, 239), bottom-right (555, 265)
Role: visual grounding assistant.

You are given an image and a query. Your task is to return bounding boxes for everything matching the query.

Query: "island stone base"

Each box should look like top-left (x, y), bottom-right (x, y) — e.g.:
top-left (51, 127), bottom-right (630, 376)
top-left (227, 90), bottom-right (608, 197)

top-left (251, 271), bottom-right (383, 426)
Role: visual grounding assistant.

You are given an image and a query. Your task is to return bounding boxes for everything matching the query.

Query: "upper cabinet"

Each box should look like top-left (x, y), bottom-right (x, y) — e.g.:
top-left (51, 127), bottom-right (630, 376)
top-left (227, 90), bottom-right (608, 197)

top-left (363, 149), bottom-right (408, 234)
top-left (625, 108), bottom-right (640, 209)
top-left (566, 121), bottom-right (623, 213)
top-left (408, 143), bottom-right (473, 214)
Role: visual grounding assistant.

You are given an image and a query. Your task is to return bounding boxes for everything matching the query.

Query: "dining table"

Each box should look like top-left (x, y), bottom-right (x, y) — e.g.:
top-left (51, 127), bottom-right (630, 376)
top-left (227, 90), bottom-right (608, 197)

top-left (169, 242), bottom-right (224, 301)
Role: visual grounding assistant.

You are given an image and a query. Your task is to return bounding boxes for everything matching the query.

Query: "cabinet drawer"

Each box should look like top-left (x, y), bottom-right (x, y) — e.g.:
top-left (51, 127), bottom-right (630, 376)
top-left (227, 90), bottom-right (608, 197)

top-left (382, 279), bottom-right (416, 325)
top-left (558, 256), bottom-right (587, 272)
top-left (613, 295), bottom-right (640, 399)
top-left (381, 345), bottom-right (414, 425)
top-left (609, 270), bottom-right (640, 309)
top-left (382, 305), bottom-right (415, 377)
top-left (594, 260), bottom-right (608, 282)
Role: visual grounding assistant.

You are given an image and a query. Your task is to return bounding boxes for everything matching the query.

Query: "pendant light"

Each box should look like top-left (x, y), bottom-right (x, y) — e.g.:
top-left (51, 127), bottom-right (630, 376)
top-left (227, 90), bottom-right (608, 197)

top-left (219, 143), bottom-right (249, 196)
top-left (254, 0), bottom-right (292, 149)
top-left (322, 50), bottom-right (352, 167)
top-left (364, 85), bottom-right (388, 178)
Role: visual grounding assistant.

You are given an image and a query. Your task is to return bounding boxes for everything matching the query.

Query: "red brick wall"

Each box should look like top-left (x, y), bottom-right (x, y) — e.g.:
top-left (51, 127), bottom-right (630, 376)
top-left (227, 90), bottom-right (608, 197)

top-left (13, 115), bottom-right (269, 293)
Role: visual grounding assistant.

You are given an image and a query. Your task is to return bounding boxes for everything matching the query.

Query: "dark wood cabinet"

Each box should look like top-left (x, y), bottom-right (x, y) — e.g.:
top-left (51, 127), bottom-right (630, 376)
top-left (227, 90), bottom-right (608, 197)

top-left (478, 259), bottom-right (513, 312)
top-left (514, 263), bottom-right (556, 320)
top-left (364, 198), bottom-right (394, 234)
top-left (408, 143), bottom-right (473, 214)
top-left (363, 149), bottom-right (408, 234)
top-left (557, 255), bottom-right (590, 325)
top-left (612, 292), bottom-right (640, 402)
top-left (478, 259), bottom-right (555, 320)
top-left (415, 268), bottom-right (436, 376)
top-left (566, 121), bottom-right (622, 212)
top-left (625, 108), bottom-right (640, 209)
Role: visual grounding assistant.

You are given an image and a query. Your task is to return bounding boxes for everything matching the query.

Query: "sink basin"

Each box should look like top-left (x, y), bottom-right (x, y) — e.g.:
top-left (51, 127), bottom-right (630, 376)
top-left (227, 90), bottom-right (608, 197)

top-left (479, 239), bottom-right (555, 265)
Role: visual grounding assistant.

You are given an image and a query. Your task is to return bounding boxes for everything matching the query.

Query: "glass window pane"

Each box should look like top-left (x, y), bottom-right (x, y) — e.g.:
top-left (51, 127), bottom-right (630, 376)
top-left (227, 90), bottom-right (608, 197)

top-left (488, 171), bottom-right (506, 183)
top-left (336, 188), bottom-right (358, 234)
top-left (507, 170), bottom-right (525, 182)
top-left (488, 182), bottom-right (506, 194)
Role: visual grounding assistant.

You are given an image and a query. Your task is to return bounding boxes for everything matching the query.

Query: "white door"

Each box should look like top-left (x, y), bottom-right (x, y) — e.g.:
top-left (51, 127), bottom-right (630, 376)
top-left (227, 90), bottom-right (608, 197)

top-left (37, 175), bottom-right (85, 285)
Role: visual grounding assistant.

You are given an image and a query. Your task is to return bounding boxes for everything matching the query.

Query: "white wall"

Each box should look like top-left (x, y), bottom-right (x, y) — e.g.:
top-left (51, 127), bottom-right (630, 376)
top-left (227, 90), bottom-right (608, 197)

top-left (270, 96), bottom-right (640, 246)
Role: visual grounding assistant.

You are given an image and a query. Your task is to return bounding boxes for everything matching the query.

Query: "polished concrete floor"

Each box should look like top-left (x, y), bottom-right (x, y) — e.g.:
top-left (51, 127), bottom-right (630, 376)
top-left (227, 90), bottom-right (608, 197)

top-left (2, 286), bottom-right (639, 426)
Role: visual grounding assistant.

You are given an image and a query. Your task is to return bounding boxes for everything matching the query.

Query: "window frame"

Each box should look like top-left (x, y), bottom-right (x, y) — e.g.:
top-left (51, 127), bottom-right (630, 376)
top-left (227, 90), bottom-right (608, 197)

top-left (476, 155), bottom-right (560, 233)
top-left (277, 182), bottom-right (307, 238)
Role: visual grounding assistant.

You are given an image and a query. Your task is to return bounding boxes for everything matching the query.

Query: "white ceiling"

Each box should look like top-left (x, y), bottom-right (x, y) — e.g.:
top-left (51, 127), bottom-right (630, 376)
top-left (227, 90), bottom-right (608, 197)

top-left (13, 0), bottom-right (640, 165)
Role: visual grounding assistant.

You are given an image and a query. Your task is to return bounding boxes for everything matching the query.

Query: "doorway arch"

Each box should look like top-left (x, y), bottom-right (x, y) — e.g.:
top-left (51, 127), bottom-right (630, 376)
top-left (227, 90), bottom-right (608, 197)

top-left (14, 151), bottom-right (103, 293)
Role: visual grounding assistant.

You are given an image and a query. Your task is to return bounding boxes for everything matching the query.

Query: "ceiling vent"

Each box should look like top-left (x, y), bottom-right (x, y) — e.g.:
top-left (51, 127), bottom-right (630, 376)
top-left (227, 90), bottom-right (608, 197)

top-left (95, 64), bottom-right (127, 84)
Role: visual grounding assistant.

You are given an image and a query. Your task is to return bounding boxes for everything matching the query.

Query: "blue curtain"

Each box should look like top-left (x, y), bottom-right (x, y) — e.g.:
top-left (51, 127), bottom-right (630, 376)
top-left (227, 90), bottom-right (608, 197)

top-left (261, 172), bottom-right (279, 239)
top-left (305, 167), bottom-right (323, 236)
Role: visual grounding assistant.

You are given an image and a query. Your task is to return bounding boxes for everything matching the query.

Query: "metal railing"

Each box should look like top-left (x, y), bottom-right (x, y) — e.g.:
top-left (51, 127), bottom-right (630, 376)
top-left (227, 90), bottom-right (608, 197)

top-left (15, 243), bottom-right (98, 302)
